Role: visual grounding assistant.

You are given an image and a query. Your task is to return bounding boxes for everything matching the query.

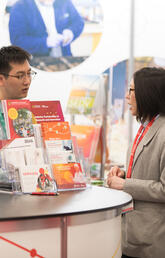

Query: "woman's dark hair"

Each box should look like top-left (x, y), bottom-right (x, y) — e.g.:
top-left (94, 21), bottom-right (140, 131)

top-left (134, 67), bottom-right (165, 123)
top-left (0, 45), bottom-right (31, 76)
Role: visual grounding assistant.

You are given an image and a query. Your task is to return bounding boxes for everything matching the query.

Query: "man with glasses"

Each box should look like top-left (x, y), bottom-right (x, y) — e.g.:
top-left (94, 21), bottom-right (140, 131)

top-left (0, 45), bottom-right (36, 100)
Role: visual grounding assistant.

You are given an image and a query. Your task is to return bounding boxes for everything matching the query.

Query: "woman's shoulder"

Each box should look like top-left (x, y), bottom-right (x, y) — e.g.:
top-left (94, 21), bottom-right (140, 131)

top-left (155, 115), bottom-right (165, 137)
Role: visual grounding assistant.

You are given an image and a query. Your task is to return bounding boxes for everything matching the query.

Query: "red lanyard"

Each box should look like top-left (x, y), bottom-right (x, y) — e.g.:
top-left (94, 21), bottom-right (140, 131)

top-left (127, 117), bottom-right (156, 178)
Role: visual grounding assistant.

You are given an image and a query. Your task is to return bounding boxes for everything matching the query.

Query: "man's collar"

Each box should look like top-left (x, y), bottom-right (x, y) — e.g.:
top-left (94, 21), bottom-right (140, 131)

top-left (35, 0), bottom-right (55, 7)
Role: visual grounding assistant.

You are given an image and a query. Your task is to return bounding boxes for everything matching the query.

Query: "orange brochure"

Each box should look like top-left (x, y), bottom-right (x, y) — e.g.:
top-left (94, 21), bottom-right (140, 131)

top-left (41, 121), bottom-right (71, 141)
top-left (52, 163), bottom-right (86, 190)
top-left (70, 124), bottom-right (100, 163)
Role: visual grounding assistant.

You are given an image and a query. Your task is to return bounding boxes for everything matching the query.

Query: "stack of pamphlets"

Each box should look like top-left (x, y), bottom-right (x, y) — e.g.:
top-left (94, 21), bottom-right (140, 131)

top-left (41, 121), bottom-right (86, 190)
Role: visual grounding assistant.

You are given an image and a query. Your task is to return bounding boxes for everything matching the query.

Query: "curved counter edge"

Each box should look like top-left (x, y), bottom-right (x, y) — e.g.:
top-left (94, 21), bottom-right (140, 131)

top-left (0, 185), bottom-right (132, 221)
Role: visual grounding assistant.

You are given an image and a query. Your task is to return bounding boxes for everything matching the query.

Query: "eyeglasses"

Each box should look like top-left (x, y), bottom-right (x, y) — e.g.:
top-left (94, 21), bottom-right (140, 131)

top-left (128, 88), bottom-right (135, 95)
top-left (1, 70), bottom-right (37, 81)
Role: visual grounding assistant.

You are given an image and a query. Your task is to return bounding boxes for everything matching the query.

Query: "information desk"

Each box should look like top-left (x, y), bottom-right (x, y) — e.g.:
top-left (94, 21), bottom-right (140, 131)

top-left (0, 186), bottom-right (132, 258)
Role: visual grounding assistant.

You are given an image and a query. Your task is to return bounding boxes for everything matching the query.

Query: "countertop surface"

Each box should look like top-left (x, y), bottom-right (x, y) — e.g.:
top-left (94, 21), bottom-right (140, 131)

top-left (0, 186), bottom-right (132, 221)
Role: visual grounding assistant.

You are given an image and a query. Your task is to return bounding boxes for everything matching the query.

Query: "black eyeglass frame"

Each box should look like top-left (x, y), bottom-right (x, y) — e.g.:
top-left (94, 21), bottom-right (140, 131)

top-left (128, 88), bottom-right (135, 95)
top-left (0, 70), bottom-right (37, 80)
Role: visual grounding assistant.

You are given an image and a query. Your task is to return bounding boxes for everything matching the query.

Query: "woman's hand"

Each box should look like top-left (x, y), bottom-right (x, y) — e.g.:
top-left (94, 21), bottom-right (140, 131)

top-left (106, 166), bottom-right (125, 190)
top-left (107, 175), bottom-right (125, 190)
top-left (107, 166), bottom-right (125, 178)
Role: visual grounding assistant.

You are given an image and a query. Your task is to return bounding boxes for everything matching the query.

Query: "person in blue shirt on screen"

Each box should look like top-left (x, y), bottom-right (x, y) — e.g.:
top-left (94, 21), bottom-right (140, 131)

top-left (9, 0), bottom-right (84, 57)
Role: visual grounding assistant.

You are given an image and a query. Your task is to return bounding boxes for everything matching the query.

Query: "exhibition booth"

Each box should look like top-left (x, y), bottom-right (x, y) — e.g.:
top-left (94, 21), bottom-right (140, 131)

top-left (0, 0), bottom-right (165, 257)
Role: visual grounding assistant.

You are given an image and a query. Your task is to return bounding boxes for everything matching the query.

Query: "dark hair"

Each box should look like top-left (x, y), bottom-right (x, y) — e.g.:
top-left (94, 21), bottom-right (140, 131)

top-left (0, 45), bottom-right (31, 76)
top-left (134, 67), bottom-right (165, 123)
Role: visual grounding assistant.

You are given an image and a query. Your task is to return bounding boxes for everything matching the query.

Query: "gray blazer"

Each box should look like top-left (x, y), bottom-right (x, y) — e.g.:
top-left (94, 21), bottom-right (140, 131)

top-left (122, 115), bottom-right (165, 258)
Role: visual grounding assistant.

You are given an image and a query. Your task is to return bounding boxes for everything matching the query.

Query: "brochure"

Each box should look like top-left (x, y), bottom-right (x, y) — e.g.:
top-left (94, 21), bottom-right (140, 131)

top-left (1, 99), bottom-right (34, 140)
top-left (31, 100), bottom-right (64, 124)
top-left (52, 163), bottom-right (86, 190)
top-left (66, 74), bottom-right (101, 115)
top-left (18, 164), bottom-right (56, 193)
top-left (70, 124), bottom-right (100, 164)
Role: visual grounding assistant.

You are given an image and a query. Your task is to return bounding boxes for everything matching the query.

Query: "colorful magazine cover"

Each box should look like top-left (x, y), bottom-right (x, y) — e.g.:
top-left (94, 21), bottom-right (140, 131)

top-left (1, 99), bottom-right (34, 140)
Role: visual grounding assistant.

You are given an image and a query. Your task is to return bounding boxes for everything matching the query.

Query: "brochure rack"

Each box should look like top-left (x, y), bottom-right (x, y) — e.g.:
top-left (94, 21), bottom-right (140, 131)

top-left (0, 99), bottom-right (87, 195)
top-left (66, 73), bottom-right (109, 182)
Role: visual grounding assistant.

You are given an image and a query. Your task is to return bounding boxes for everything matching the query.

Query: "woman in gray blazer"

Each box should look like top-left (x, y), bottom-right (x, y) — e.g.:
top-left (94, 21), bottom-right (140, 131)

top-left (107, 67), bottom-right (165, 258)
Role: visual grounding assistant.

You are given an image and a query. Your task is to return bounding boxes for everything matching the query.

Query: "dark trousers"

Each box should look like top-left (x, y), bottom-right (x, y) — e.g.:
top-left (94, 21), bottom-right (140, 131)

top-left (122, 255), bottom-right (139, 258)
